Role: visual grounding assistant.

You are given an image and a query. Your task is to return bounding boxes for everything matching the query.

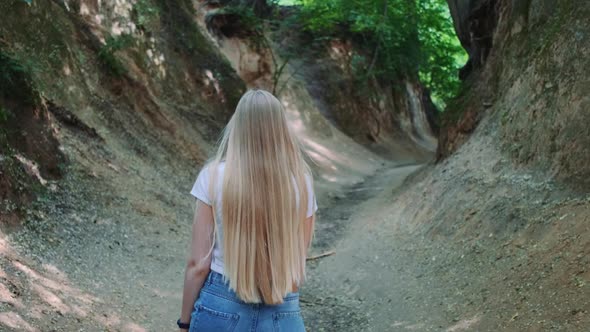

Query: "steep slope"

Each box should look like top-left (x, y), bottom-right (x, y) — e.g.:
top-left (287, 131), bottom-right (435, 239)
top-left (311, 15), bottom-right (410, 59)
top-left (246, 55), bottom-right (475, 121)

top-left (195, 1), bottom-right (438, 166)
top-left (0, 0), bottom-right (246, 224)
top-left (7, 0), bottom-right (583, 331)
top-left (0, 0), bottom-right (249, 330)
top-left (0, 0), bottom-right (414, 331)
top-left (305, 1), bottom-right (590, 331)
top-left (441, 0), bottom-right (589, 190)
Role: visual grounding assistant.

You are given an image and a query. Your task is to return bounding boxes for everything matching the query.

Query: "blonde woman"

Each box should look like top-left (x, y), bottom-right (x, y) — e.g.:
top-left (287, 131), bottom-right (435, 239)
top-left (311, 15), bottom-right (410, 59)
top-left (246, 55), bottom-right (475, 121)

top-left (178, 90), bottom-right (318, 331)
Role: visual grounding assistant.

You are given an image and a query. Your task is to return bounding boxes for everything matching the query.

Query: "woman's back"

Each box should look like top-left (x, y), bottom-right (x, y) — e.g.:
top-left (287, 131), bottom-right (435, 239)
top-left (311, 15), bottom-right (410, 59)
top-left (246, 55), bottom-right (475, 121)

top-left (190, 161), bottom-right (317, 279)
top-left (179, 90), bottom-right (317, 332)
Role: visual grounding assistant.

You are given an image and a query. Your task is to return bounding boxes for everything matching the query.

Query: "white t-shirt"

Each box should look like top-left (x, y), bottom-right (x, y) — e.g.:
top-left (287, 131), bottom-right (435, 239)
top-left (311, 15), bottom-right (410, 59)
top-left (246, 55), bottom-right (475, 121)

top-left (190, 162), bottom-right (318, 275)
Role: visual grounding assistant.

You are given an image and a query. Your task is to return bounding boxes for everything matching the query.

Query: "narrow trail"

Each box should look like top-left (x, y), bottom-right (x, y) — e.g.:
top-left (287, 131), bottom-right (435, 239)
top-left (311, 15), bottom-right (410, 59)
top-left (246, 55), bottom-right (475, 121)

top-left (302, 164), bottom-right (426, 331)
top-left (302, 162), bottom-right (490, 332)
top-left (1, 161), bottom-right (424, 331)
top-left (4, 134), bottom-right (589, 332)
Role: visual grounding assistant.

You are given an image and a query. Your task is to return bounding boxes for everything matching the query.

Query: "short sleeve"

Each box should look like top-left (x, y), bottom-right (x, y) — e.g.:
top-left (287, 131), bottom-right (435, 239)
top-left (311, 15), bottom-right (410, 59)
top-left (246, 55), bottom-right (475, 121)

top-left (190, 165), bottom-right (211, 205)
top-left (305, 174), bottom-right (318, 218)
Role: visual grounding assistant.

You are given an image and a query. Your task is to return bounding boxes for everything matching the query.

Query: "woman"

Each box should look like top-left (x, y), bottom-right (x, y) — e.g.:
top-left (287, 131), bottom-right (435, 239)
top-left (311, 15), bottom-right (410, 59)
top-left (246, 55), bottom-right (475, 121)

top-left (178, 90), bottom-right (318, 331)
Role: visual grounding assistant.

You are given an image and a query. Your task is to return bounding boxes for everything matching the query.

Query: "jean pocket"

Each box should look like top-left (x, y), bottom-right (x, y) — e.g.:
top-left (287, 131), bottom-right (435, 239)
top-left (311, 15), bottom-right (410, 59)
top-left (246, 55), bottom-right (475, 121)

top-left (272, 311), bottom-right (305, 332)
top-left (190, 304), bottom-right (239, 332)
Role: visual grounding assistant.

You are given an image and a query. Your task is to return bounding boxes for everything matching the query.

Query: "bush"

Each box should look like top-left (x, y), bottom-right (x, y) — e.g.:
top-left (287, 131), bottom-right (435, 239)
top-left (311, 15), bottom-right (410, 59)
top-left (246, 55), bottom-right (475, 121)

top-left (0, 50), bottom-right (39, 104)
top-left (98, 34), bottom-right (135, 77)
top-left (0, 106), bottom-right (11, 123)
top-left (132, 0), bottom-right (160, 31)
top-left (296, 0), bottom-right (466, 108)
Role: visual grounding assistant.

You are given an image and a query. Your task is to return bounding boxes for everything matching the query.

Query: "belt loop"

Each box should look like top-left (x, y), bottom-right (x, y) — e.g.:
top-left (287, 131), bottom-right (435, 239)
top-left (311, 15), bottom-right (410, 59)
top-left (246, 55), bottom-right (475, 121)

top-left (206, 271), bottom-right (213, 285)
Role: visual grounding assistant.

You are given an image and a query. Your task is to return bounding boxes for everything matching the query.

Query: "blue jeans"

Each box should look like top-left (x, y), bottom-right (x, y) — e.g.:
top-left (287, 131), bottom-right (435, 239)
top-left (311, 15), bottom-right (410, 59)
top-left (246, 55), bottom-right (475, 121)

top-left (190, 271), bottom-right (305, 332)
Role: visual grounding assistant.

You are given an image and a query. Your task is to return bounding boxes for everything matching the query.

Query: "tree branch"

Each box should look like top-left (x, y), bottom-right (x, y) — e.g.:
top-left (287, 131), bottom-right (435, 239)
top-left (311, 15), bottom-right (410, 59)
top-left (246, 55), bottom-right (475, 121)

top-left (306, 250), bottom-right (336, 261)
top-left (366, 0), bottom-right (388, 76)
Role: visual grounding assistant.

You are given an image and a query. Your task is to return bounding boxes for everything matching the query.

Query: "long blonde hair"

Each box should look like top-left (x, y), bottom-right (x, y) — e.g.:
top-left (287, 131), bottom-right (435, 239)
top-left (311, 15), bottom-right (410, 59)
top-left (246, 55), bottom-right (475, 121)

top-left (207, 89), bottom-right (312, 304)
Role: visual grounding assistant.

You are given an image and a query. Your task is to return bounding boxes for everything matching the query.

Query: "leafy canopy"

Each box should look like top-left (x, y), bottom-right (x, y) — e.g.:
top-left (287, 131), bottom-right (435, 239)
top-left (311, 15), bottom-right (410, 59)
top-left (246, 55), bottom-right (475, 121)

top-left (294, 0), bottom-right (466, 108)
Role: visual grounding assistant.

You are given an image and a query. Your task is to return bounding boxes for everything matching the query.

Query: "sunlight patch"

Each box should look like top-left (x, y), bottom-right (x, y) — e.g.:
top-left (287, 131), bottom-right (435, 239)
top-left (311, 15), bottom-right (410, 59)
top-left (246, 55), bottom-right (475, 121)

top-left (15, 154), bottom-right (47, 186)
top-left (446, 315), bottom-right (481, 331)
top-left (0, 312), bottom-right (38, 332)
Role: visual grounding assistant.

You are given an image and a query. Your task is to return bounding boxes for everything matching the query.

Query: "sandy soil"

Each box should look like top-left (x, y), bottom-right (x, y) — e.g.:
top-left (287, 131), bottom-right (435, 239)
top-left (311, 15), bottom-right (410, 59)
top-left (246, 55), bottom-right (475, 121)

top-left (3, 119), bottom-right (589, 332)
top-left (302, 117), bottom-right (590, 332)
top-left (0, 156), bottom-right (414, 331)
top-left (2, 141), bottom-right (589, 332)
top-left (2, 113), bottom-right (589, 332)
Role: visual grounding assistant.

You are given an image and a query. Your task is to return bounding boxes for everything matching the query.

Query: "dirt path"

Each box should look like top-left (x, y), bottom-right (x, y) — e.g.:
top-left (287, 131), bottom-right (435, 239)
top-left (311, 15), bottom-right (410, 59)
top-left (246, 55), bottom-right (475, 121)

top-left (302, 144), bottom-right (590, 332)
top-left (6, 152), bottom-right (587, 332)
top-left (301, 164), bottom-right (426, 331)
top-left (0, 160), bottom-right (423, 331)
top-left (301, 163), bottom-right (489, 332)
top-left (6, 155), bottom-right (587, 332)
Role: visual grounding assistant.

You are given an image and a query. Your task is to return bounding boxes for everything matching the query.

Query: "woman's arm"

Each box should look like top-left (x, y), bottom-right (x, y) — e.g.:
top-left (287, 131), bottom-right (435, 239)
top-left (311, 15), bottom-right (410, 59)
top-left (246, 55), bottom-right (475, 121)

top-left (304, 214), bottom-right (315, 251)
top-left (179, 200), bottom-right (214, 329)
top-left (292, 214), bottom-right (315, 292)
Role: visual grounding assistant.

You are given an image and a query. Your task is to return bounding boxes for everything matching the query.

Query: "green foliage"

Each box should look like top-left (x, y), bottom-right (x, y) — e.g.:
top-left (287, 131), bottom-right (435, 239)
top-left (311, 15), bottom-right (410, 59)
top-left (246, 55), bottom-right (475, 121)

top-left (0, 106), bottom-right (11, 123)
top-left (206, 1), bottom-right (292, 94)
top-left (0, 106), bottom-right (10, 148)
top-left (132, 0), bottom-right (160, 30)
top-left (98, 34), bottom-right (135, 77)
top-left (0, 50), bottom-right (39, 104)
top-left (154, 0), bottom-right (246, 107)
top-left (350, 53), bottom-right (368, 79)
top-left (416, 0), bottom-right (466, 107)
top-left (296, 0), bottom-right (466, 107)
top-left (155, 0), bottom-right (211, 55)
top-left (0, 51), bottom-right (25, 91)
top-left (219, 3), bottom-right (265, 33)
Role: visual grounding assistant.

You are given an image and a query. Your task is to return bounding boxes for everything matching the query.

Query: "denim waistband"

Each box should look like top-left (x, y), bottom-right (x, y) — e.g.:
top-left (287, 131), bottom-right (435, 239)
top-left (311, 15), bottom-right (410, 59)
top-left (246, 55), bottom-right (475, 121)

top-left (204, 271), bottom-right (300, 303)
top-left (206, 270), bottom-right (228, 285)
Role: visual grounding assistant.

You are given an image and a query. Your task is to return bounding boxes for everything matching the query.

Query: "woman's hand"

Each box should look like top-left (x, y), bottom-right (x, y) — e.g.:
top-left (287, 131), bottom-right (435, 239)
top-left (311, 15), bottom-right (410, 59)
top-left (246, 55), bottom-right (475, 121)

top-left (179, 200), bottom-right (214, 328)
